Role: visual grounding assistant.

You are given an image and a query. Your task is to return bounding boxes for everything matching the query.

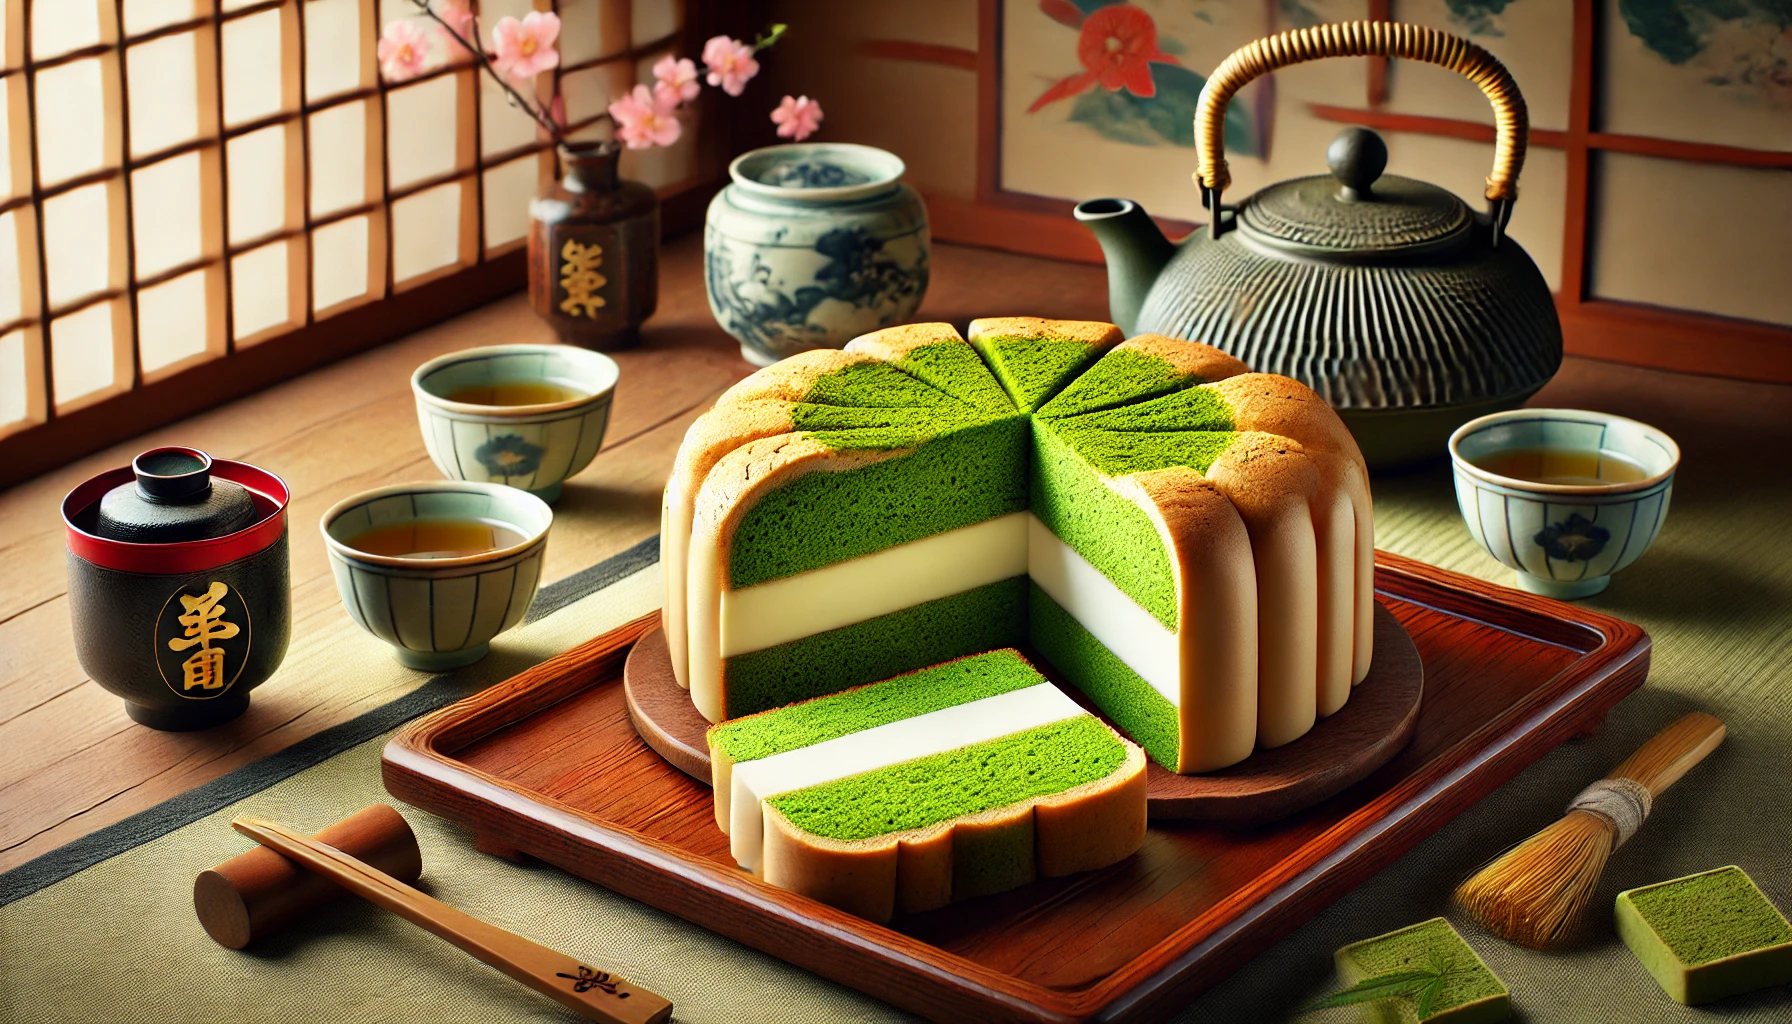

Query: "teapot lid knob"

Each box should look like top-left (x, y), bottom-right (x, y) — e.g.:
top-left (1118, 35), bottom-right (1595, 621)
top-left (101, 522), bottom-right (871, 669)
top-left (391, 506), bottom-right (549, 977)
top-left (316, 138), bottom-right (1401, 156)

top-left (1327, 127), bottom-right (1387, 201)
top-left (133, 446), bottom-right (213, 503)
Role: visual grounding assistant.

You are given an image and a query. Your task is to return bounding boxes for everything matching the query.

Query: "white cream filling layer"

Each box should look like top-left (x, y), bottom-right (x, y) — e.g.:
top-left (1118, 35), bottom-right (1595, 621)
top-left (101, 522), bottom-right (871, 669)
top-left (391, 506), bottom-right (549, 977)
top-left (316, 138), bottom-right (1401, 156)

top-left (716, 510), bottom-right (1180, 708)
top-left (729, 682), bottom-right (1085, 872)
top-left (1026, 516), bottom-right (1182, 707)
top-left (719, 511), bottom-right (1030, 658)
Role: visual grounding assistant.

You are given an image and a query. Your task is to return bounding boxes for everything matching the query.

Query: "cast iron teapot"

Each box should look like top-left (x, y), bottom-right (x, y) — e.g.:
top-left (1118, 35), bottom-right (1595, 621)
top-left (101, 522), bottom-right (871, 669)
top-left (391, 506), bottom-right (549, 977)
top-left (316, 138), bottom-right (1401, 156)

top-left (1076, 22), bottom-right (1561, 467)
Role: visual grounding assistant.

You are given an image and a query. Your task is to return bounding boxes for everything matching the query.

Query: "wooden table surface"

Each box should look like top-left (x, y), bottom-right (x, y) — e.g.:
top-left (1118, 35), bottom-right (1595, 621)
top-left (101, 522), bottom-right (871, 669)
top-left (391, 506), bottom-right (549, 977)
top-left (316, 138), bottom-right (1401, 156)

top-left (2, 231), bottom-right (1785, 876)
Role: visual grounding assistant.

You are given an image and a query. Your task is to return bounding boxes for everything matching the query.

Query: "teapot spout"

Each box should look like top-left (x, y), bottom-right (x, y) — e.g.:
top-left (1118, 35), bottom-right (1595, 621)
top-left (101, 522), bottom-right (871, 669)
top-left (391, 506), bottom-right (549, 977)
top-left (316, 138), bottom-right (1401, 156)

top-left (1074, 198), bottom-right (1175, 336)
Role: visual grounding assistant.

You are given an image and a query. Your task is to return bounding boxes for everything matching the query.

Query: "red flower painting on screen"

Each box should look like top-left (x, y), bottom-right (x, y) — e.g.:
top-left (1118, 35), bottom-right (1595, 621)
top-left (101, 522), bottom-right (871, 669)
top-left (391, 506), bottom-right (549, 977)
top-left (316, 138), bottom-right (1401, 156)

top-left (1028, 3), bottom-right (1177, 113)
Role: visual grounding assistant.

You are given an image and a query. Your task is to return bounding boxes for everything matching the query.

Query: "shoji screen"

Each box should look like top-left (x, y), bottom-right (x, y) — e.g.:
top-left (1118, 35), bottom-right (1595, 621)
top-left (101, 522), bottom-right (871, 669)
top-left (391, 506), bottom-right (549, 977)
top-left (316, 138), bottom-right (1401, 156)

top-left (0, 0), bottom-right (705, 483)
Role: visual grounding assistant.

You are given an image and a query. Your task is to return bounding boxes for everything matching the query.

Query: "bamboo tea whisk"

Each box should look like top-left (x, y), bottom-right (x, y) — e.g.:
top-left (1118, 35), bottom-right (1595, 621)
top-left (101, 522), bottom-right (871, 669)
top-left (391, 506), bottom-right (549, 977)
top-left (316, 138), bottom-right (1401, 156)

top-left (1454, 712), bottom-right (1726, 949)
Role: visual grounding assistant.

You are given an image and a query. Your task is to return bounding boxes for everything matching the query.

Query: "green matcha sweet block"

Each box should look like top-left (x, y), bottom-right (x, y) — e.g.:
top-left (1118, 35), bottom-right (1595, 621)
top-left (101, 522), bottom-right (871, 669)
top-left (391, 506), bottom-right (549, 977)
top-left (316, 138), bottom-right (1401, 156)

top-left (669, 318), bottom-right (1376, 780)
top-left (710, 649), bottom-right (1149, 923)
top-left (1333, 918), bottom-right (1510, 1024)
top-left (1616, 865), bottom-right (1792, 1005)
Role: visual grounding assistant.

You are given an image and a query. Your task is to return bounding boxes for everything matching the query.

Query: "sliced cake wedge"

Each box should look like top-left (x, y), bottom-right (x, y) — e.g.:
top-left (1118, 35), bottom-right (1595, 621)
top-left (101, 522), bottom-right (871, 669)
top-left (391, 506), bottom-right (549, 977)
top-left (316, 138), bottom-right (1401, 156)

top-left (968, 317), bottom-right (1123, 413)
top-left (707, 650), bottom-right (1147, 923)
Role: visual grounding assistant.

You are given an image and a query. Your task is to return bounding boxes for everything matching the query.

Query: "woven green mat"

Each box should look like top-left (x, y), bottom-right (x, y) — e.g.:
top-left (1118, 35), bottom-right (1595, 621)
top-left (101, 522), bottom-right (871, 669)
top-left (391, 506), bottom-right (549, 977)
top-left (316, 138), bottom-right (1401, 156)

top-left (4, 455), bottom-right (1789, 1022)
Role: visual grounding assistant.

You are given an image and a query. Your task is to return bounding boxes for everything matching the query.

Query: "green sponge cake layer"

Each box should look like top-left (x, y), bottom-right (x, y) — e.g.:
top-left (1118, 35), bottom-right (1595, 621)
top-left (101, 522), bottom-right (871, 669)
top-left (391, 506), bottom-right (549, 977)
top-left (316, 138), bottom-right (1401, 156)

top-left (1616, 866), bottom-right (1792, 1005)
top-left (1037, 347), bottom-right (1194, 419)
top-left (711, 648), bottom-right (1147, 923)
top-left (1334, 918), bottom-right (1510, 1024)
top-left (711, 649), bottom-right (1044, 764)
top-left (766, 715), bottom-right (1126, 841)
top-left (720, 577), bottom-right (1026, 718)
top-left (1037, 334), bottom-right (1251, 419)
top-left (968, 317), bottom-right (1121, 414)
top-left (861, 333), bottom-right (1015, 412)
top-left (729, 414), bottom-right (1028, 588)
top-left (1029, 582), bottom-right (1178, 768)
top-left (798, 359), bottom-right (970, 408)
top-left (974, 336), bottom-right (1111, 414)
top-left (1031, 421), bottom-right (1179, 628)
top-left (1057, 382), bottom-right (1237, 433)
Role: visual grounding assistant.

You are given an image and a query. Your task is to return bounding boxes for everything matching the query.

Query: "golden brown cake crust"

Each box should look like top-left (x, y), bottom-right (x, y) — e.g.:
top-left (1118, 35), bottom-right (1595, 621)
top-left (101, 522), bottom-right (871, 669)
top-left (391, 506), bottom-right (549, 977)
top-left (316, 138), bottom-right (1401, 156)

top-left (662, 401), bottom-right (803, 690)
top-left (968, 317), bottom-right (1124, 347)
top-left (716, 349), bottom-right (881, 406)
top-left (670, 400), bottom-right (799, 497)
top-left (843, 321), bottom-right (966, 360)
top-left (1118, 334), bottom-right (1251, 382)
top-left (757, 729), bottom-right (1146, 924)
top-left (1206, 374), bottom-right (1367, 471)
top-left (1124, 468), bottom-right (1259, 772)
top-left (699, 436), bottom-right (902, 547)
top-left (1205, 374), bottom-right (1374, 692)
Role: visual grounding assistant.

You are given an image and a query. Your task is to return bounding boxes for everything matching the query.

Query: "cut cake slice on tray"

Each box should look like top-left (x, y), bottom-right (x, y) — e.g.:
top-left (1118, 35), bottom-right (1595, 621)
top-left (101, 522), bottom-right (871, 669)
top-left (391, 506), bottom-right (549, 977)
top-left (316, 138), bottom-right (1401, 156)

top-left (707, 649), bottom-right (1147, 923)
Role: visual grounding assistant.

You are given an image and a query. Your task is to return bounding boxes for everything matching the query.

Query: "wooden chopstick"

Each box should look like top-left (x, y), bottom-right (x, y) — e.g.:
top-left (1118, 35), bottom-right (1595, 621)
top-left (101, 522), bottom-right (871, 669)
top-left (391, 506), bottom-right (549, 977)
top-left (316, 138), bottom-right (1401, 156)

top-left (231, 817), bottom-right (672, 1024)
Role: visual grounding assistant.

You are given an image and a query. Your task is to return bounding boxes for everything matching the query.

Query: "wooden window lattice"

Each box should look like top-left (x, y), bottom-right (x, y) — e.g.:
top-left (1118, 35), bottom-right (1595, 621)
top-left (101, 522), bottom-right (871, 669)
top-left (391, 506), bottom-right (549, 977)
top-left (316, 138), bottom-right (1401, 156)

top-left (0, 0), bottom-right (694, 444)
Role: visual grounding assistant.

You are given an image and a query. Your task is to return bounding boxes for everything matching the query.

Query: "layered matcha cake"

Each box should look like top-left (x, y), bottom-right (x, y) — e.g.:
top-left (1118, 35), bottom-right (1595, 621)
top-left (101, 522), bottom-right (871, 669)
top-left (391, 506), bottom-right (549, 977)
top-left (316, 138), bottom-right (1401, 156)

top-left (664, 317), bottom-right (1374, 772)
top-left (1333, 918), bottom-right (1510, 1023)
top-left (1616, 865), bottom-right (1792, 1005)
top-left (708, 649), bottom-right (1147, 922)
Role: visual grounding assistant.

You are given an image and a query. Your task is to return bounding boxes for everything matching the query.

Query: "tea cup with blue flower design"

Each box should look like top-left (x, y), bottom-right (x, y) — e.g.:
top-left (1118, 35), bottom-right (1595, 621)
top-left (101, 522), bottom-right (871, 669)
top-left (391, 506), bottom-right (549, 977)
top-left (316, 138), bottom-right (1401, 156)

top-left (412, 344), bottom-right (619, 503)
top-left (1448, 408), bottom-right (1680, 600)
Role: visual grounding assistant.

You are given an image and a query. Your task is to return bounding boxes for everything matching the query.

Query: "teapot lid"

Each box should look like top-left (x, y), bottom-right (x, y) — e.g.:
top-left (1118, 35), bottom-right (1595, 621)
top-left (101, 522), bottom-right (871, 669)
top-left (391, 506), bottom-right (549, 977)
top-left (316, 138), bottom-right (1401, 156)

top-left (1238, 128), bottom-right (1472, 255)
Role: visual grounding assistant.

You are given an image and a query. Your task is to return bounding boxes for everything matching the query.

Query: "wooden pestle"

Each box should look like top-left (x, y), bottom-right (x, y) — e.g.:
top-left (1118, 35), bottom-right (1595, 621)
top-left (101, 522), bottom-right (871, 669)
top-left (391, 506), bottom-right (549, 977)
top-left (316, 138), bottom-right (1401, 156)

top-left (194, 803), bottom-right (422, 948)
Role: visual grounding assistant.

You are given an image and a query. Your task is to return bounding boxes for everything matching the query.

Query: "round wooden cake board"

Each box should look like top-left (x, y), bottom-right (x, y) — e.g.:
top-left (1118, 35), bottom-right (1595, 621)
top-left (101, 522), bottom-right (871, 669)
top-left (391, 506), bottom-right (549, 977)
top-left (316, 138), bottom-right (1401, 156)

top-left (623, 603), bottom-right (1424, 825)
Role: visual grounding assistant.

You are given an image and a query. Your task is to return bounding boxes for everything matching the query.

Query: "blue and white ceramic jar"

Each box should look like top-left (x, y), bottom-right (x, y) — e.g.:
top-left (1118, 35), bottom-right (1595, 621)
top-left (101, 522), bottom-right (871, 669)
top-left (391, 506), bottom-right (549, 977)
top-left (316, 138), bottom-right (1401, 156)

top-left (705, 143), bottom-right (929, 366)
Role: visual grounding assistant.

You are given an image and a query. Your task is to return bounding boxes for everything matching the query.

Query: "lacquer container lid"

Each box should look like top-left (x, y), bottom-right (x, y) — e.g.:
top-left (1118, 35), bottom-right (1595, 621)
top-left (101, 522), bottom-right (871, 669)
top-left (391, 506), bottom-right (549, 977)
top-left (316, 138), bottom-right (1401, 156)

top-left (63, 447), bottom-right (290, 572)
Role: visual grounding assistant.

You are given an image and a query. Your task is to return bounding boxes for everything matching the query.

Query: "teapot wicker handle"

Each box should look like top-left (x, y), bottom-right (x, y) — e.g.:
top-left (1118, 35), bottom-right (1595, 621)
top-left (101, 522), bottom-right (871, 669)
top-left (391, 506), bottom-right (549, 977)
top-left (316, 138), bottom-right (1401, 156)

top-left (1195, 21), bottom-right (1528, 207)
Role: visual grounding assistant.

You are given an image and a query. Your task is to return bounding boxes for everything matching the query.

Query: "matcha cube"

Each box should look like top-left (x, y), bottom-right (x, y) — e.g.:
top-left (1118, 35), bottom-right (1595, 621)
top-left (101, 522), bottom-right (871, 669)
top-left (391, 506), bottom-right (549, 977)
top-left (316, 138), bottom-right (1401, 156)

top-left (1615, 866), bottom-right (1792, 1005)
top-left (1332, 918), bottom-right (1510, 1023)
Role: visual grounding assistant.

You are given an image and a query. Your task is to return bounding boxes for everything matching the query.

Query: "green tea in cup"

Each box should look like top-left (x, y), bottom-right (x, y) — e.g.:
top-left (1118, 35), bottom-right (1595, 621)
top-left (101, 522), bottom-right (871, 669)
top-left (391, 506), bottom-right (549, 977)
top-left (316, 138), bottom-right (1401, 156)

top-left (1470, 447), bottom-right (1649, 486)
top-left (345, 518), bottom-right (525, 559)
top-left (443, 380), bottom-right (588, 406)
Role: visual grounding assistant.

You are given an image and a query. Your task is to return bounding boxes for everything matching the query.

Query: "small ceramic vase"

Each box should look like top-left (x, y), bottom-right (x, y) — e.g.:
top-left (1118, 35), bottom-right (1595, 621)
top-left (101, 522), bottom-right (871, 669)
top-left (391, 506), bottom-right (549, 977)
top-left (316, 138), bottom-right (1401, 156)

top-left (705, 142), bottom-right (929, 367)
top-left (62, 447), bottom-right (291, 730)
top-left (1449, 409), bottom-right (1680, 600)
top-left (528, 142), bottom-right (659, 350)
top-left (411, 344), bottom-right (619, 504)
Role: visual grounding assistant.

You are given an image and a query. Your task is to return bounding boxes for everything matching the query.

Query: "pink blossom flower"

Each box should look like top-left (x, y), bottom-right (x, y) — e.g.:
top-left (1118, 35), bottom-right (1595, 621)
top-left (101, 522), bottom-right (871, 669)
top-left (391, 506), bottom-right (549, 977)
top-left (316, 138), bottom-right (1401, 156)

top-left (701, 35), bottom-right (759, 97)
top-left (608, 84), bottom-right (682, 149)
top-left (491, 12), bottom-right (561, 83)
top-left (770, 94), bottom-right (823, 141)
top-left (434, 0), bottom-right (475, 43)
top-left (652, 55), bottom-right (701, 107)
top-left (377, 19), bottom-right (433, 83)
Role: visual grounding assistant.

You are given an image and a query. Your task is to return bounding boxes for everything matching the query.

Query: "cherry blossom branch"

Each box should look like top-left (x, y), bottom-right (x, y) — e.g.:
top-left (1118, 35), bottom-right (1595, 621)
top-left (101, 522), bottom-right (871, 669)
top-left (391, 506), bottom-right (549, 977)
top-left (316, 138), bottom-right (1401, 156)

top-left (402, 0), bottom-right (581, 143)
top-left (383, 6), bottom-right (816, 153)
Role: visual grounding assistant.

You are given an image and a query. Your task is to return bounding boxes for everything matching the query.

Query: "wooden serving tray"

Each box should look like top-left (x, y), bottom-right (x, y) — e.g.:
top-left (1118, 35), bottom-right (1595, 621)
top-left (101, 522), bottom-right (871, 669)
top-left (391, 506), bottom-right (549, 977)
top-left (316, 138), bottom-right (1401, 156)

top-left (383, 551), bottom-right (1650, 1024)
top-left (622, 606), bottom-right (1426, 824)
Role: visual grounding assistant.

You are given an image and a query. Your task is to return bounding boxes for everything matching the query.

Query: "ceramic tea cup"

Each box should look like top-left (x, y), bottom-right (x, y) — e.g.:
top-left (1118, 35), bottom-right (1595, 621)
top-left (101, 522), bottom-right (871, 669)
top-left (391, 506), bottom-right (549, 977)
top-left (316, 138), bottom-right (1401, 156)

top-left (321, 482), bottom-right (552, 670)
top-left (412, 344), bottom-right (619, 503)
top-left (1449, 409), bottom-right (1680, 600)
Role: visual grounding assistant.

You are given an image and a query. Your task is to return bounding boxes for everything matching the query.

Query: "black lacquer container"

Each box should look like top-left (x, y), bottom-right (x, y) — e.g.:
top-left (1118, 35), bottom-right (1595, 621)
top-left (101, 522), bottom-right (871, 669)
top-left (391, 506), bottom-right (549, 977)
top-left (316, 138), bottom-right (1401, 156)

top-left (62, 447), bottom-right (291, 730)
